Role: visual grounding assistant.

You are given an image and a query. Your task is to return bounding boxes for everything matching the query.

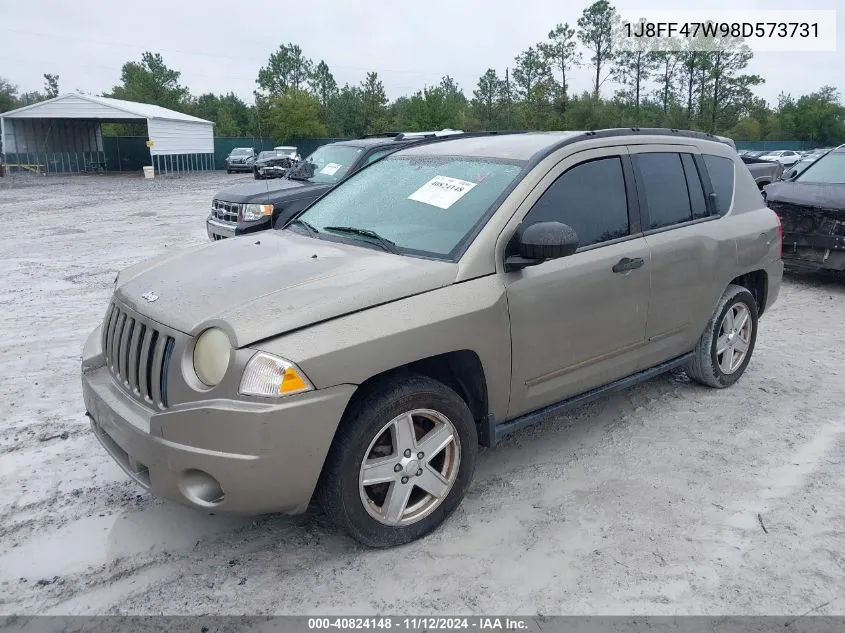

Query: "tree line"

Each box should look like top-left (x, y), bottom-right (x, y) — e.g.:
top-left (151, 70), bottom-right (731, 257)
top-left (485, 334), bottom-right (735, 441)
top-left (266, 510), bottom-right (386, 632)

top-left (2, 0), bottom-right (844, 146)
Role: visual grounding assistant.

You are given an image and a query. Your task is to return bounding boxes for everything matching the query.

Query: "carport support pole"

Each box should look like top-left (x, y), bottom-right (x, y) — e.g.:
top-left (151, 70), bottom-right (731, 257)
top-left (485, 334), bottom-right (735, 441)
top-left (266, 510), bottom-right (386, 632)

top-left (0, 116), bottom-right (6, 173)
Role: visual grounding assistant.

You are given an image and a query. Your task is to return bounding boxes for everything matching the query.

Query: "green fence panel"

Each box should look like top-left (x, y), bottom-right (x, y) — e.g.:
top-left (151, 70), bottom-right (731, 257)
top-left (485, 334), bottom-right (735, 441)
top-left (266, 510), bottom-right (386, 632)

top-left (102, 136), bottom-right (151, 172)
top-left (735, 140), bottom-right (814, 151)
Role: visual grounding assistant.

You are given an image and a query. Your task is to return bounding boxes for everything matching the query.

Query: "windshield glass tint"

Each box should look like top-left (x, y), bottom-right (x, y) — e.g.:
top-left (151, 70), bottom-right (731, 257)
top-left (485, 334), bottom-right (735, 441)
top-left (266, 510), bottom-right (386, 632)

top-left (258, 152), bottom-right (274, 159)
top-left (299, 145), bottom-right (363, 183)
top-left (294, 155), bottom-right (523, 259)
top-left (231, 149), bottom-right (251, 155)
top-left (796, 150), bottom-right (845, 184)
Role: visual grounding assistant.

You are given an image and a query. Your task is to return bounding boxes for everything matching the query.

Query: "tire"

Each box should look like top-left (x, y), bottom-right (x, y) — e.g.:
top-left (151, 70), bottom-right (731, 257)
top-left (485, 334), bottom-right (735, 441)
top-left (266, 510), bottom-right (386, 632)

top-left (686, 284), bottom-right (759, 388)
top-left (318, 374), bottom-right (478, 548)
top-left (226, 169), bottom-right (232, 174)
top-left (253, 170), bottom-right (261, 180)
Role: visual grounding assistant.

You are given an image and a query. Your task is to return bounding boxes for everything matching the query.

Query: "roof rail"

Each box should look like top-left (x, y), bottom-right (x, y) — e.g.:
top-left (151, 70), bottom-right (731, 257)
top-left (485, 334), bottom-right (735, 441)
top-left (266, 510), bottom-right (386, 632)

top-left (358, 132), bottom-right (402, 139)
top-left (396, 129), bottom-right (528, 149)
top-left (394, 128), bottom-right (465, 141)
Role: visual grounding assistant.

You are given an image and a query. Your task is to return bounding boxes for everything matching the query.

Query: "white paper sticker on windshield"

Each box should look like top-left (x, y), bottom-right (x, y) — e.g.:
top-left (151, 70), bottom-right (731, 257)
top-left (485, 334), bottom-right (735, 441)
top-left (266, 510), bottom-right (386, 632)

top-left (408, 176), bottom-right (477, 209)
top-left (320, 162), bottom-right (342, 176)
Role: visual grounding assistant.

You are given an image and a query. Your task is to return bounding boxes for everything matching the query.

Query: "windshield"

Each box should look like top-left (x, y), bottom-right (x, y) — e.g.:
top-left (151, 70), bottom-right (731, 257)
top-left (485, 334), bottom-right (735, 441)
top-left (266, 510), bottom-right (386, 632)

top-left (231, 148), bottom-right (251, 156)
top-left (290, 154), bottom-right (524, 259)
top-left (795, 150), bottom-right (845, 184)
top-left (258, 151), bottom-right (275, 160)
top-left (289, 144), bottom-right (363, 183)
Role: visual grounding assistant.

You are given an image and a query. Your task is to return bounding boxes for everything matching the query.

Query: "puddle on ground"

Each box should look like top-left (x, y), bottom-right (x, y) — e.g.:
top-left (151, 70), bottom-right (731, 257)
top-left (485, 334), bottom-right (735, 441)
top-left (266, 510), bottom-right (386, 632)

top-left (0, 503), bottom-right (249, 582)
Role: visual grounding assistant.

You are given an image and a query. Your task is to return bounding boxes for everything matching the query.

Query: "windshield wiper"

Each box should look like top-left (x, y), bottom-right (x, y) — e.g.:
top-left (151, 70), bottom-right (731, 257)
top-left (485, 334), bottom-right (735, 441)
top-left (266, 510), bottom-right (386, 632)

top-left (324, 226), bottom-right (398, 253)
top-left (287, 218), bottom-right (320, 235)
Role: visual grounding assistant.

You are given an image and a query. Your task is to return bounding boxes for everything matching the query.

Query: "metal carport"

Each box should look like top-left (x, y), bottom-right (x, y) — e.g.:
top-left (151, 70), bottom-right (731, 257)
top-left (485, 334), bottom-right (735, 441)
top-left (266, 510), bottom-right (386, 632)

top-left (0, 93), bottom-right (214, 175)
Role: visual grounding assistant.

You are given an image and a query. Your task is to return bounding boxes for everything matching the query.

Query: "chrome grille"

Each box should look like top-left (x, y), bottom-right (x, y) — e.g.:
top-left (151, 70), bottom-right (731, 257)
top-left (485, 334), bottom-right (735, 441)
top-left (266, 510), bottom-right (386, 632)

top-left (102, 303), bottom-right (175, 409)
top-left (211, 199), bottom-right (241, 224)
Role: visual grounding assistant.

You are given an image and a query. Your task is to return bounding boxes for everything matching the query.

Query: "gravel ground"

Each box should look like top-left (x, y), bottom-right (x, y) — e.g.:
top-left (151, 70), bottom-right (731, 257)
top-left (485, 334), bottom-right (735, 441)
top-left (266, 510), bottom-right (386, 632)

top-left (0, 172), bottom-right (844, 616)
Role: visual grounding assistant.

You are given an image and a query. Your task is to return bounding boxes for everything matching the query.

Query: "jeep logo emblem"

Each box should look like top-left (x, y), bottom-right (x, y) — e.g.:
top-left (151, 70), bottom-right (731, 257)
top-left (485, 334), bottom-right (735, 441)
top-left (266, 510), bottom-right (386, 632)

top-left (141, 291), bottom-right (158, 303)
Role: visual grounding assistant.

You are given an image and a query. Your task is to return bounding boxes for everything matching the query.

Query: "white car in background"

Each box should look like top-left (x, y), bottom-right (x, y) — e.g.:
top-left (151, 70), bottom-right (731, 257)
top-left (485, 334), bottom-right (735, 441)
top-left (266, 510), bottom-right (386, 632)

top-left (758, 150), bottom-right (801, 166)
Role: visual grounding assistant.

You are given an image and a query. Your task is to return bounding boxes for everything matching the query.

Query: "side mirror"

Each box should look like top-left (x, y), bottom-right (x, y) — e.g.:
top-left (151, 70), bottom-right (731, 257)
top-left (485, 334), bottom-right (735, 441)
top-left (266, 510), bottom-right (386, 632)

top-left (786, 169), bottom-right (798, 180)
top-left (505, 221), bottom-right (579, 272)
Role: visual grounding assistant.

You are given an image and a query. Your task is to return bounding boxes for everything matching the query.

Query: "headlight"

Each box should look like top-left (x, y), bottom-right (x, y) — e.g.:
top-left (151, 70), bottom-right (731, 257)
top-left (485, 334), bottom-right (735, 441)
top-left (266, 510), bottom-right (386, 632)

top-left (193, 328), bottom-right (231, 386)
top-left (242, 203), bottom-right (274, 221)
top-left (239, 352), bottom-right (313, 398)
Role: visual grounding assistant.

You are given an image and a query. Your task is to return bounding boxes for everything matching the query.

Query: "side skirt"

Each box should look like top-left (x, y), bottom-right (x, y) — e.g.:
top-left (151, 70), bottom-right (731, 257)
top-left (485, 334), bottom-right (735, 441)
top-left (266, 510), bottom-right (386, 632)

top-left (480, 352), bottom-right (694, 447)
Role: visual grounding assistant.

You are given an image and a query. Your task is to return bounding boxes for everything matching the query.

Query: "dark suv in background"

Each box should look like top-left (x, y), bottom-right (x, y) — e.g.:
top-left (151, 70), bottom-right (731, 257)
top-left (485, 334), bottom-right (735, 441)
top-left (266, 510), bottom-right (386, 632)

top-left (207, 130), bottom-right (467, 240)
top-left (225, 148), bottom-right (257, 174)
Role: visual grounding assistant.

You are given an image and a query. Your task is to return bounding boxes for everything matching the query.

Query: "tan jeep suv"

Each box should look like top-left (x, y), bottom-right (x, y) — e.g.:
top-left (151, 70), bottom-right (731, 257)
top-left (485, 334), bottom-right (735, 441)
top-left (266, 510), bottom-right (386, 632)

top-left (82, 129), bottom-right (783, 547)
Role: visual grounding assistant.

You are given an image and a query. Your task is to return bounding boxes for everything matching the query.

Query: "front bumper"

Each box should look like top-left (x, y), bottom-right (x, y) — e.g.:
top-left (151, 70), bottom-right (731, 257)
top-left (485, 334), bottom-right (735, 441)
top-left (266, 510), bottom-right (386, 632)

top-left (206, 216), bottom-right (272, 241)
top-left (82, 326), bottom-right (356, 515)
top-left (781, 231), bottom-right (845, 272)
top-left (226, 162), bottom-right (252, 172)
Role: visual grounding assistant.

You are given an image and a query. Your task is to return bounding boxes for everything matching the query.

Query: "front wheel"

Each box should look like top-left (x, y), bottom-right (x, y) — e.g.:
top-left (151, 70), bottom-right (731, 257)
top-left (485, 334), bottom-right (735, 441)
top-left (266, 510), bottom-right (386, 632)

top-left (686, 284), bottom-right (759, 388)
top-left (318, 375), bottom-right (477, 548)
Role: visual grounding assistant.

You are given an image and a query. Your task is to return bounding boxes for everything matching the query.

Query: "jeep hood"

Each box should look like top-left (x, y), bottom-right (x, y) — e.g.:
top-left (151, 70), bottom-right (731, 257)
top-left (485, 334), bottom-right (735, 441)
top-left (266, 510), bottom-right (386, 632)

top-left (114, 231), bottom-right (457, 347)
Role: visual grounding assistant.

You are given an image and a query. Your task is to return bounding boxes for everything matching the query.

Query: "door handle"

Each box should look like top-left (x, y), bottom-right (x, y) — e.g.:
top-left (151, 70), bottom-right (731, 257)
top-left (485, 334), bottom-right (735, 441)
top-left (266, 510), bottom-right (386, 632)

top-left (612, 257), bottom-right (644, 273)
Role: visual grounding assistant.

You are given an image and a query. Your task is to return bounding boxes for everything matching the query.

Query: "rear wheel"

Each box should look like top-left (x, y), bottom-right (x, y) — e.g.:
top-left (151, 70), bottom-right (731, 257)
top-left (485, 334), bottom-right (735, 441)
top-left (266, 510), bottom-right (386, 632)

top-left (686, 284), bottom-right (758, 388)
top-left (319, 375), bottom-right (477, 548)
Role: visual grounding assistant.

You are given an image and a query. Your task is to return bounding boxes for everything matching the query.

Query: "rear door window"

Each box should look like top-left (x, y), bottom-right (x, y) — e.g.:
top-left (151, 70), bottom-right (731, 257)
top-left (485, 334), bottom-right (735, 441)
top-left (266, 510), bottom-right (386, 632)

top-left (702, 154), bottom-right (735, 215)
top-left (633, 153), bottom-right (693, 229)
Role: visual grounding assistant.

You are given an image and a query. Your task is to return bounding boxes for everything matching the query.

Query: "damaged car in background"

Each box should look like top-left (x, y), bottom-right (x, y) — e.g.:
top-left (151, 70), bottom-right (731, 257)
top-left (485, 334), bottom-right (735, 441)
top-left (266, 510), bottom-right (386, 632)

top-left (253, 147), bottom-right (300, 180)
top-left (764, 144), bottom-right (845, 273)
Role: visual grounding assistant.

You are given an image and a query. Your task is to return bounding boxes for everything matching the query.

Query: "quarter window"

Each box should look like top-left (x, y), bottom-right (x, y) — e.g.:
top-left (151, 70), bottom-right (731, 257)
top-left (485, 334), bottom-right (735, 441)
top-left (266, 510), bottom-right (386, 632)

top-left (522, 157), bottom-right (630, 248)
top-left (702, 154), bottom-right (735, 215)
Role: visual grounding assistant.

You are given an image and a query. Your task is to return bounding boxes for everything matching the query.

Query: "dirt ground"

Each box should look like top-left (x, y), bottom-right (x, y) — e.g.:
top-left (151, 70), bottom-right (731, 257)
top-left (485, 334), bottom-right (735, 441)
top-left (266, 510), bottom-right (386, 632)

top-left (0, 172), bottom-right (843, 616)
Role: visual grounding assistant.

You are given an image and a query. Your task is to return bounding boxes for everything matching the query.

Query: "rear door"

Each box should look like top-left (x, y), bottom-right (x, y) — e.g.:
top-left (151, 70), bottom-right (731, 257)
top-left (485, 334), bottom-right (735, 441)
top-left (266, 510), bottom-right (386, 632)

top-left (629, 145), bottom-right (735, 368)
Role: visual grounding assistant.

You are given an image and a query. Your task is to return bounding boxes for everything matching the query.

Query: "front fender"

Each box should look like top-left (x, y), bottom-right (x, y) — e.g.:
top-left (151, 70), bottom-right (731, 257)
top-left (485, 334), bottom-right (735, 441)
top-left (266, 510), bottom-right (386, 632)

top-left (252, 276), bottom-right (513, 422)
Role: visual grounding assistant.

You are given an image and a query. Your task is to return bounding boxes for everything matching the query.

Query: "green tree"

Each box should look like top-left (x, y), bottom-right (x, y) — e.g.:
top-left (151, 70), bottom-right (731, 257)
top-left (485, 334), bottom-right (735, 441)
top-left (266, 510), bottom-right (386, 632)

top-left (652, 51), bottom-right (682, 114)
top-left (393, 75), bottom-right (467, 131)
top-left (703, 41), bottom-right (763, 133)
top-left (0, 77), bottom-right (19, 112)
top-left (43, 73), bottom-right (59, 98)
top-left (108, 52), bottom-right (190, 110)
top-left (256, 43), bottom-right (314, 98)
top-left (791, 86), bottom-right (845, 145)
top-left (539, 23), bottom-right (581, 111)
top-left (359, 72), bottom-right (389, 134)
top-left (267, 88), bottom-right (327, 140)
top-left (614, 46), bottom-right (658, 119)
top-left (577, 0), bottom-right (617, 97)
top-left (191, 92), bottom-right (252, 136)
top-left (328, 84), bottom-right (364, 136)
top-left (309, 60), bottom-right (338, 127)
top-left (731, 117), bottom-right (762, 141)
top-left (512, 46), bottom-right (553, 127)
top-left (472, 69), bottom-right (503, 129)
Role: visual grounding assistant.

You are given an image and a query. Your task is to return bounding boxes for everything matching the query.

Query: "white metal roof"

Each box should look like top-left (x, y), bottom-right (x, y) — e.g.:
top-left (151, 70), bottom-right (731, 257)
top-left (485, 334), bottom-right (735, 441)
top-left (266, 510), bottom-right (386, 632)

top-left (0, 93), bottom-right (212, 124)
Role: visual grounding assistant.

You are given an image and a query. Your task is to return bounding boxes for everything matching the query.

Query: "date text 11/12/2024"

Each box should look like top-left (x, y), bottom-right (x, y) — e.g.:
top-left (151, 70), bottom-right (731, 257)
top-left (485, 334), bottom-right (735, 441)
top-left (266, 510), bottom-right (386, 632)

top-left (307, 617), bottom-right (529, 630)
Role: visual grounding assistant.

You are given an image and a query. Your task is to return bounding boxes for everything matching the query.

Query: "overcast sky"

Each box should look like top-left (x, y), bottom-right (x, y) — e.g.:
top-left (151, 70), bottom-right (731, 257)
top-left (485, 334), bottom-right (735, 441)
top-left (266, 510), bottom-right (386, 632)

top-left (2, 0), bottom-right (842, 107)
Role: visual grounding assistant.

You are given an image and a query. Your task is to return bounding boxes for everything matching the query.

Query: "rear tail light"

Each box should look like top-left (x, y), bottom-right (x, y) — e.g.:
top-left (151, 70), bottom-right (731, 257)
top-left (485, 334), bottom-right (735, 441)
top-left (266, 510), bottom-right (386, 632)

top-left (774, 210), bottom-right (783, 257)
